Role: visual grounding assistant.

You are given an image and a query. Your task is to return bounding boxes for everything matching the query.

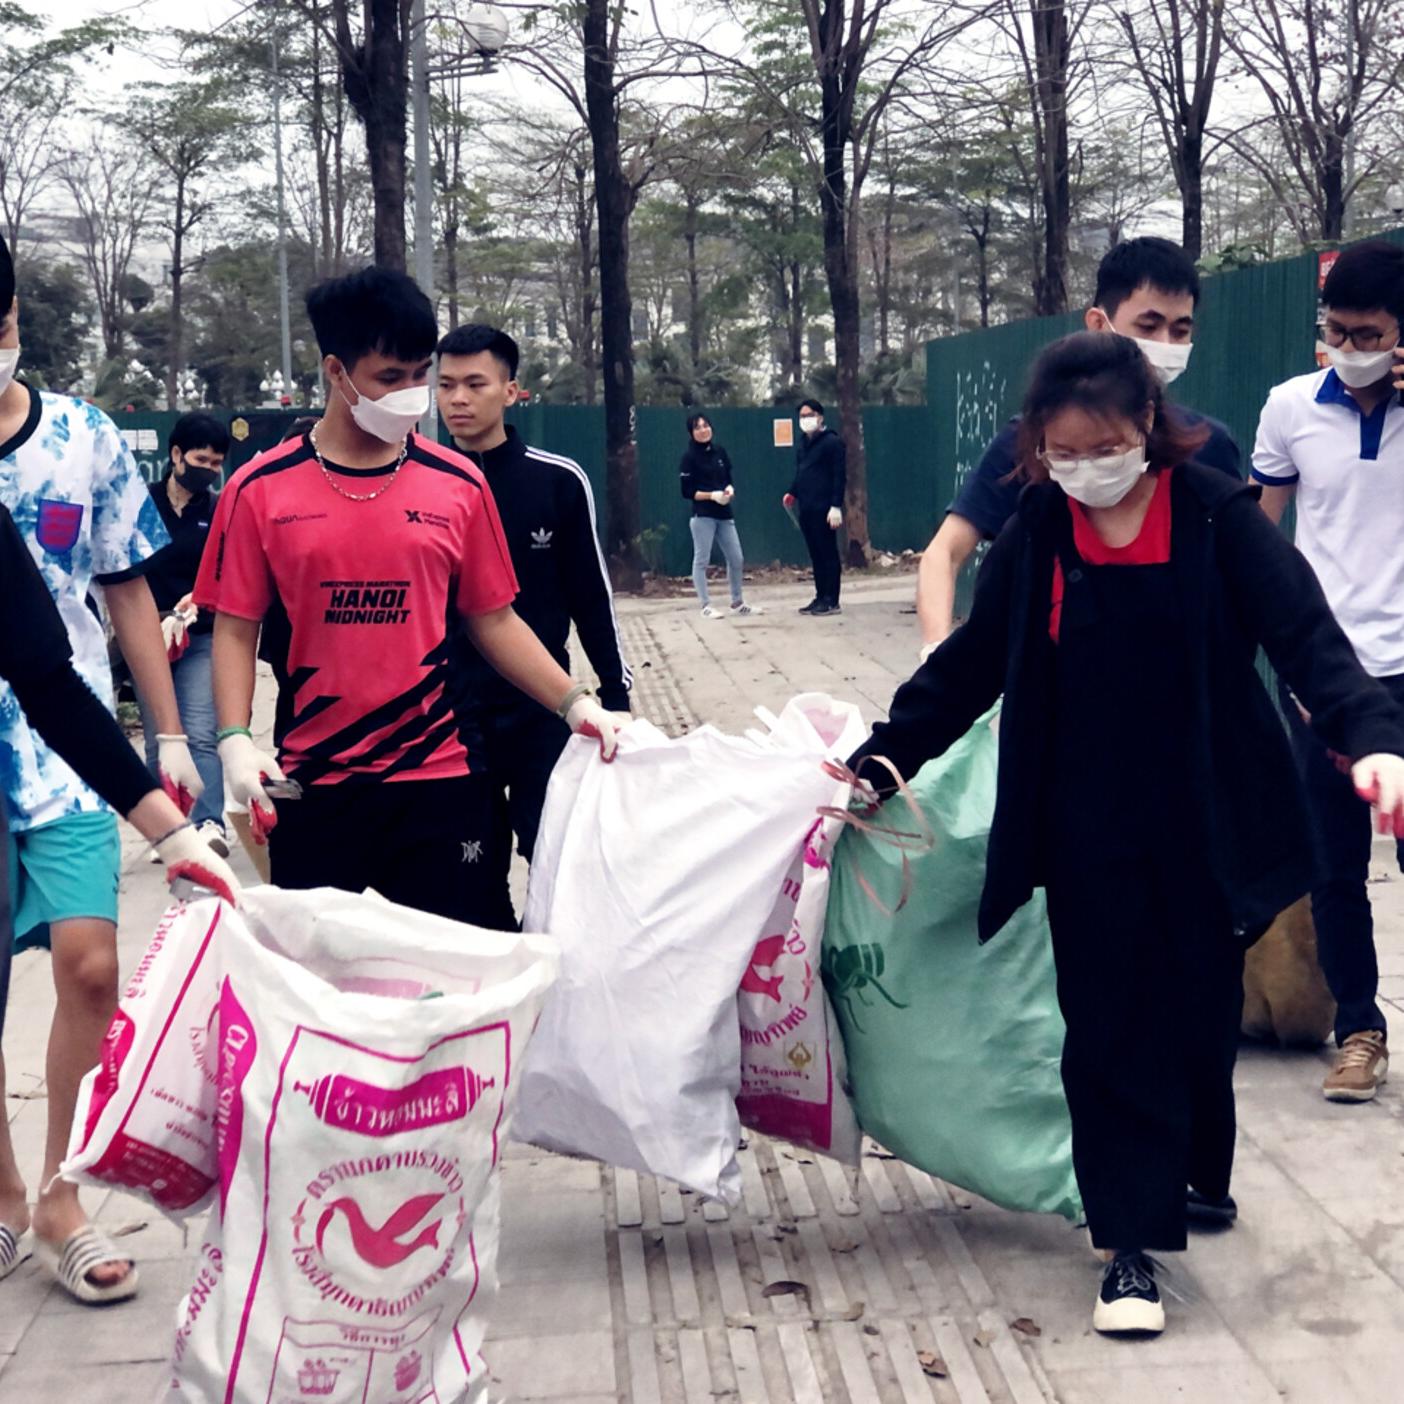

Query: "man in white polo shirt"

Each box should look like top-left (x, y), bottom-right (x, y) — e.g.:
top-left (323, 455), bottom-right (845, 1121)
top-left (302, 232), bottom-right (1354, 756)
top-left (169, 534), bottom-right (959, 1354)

top-left (1253, 238), bottom-right (1404, 1102)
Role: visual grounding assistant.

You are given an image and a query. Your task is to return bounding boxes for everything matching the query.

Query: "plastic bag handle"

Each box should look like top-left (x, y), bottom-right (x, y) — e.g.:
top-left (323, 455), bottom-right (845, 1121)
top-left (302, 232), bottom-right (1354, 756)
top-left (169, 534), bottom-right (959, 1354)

top-left (816, 754), bottom-right (935, 917)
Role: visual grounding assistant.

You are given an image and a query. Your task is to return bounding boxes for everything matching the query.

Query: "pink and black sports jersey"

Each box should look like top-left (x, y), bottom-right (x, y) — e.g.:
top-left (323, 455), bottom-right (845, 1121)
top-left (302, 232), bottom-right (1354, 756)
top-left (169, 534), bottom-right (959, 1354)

top-left (195, 431), bottom-right (518, 785)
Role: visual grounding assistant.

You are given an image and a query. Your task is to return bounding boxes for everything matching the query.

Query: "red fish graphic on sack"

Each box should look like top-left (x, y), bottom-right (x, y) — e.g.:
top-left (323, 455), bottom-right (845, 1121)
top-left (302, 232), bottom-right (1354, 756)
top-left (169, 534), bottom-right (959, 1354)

top-left (316, 1192), bottom-right (445, 1269)
top-left (741, 934), bottom-right (787, 1003)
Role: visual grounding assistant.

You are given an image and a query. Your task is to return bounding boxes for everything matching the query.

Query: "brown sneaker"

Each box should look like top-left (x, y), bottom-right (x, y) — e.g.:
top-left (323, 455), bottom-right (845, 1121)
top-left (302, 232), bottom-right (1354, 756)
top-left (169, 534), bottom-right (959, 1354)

top-left (1323, 1031), bottom-right (1388, 1103)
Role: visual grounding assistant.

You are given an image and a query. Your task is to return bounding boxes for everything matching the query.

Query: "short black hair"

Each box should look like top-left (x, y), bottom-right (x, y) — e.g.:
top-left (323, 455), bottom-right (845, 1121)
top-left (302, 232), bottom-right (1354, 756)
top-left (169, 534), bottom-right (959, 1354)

top-left (0, 230), bottom-right (14, 313)
top-left (305, 265), bottom-right (437, 369)
top-left (798, 398), bottom-right (825, 417)
top-left (436, 323), bottom-right (520, 379)
top-left (685, 411), bottom-right (711, 438)
top-left (1094, 237), bottom-right (1200, 316)
top-left (169, 411), bottom-right (229, 458)
top-left (1322, 240), bottom-right (1404, 325)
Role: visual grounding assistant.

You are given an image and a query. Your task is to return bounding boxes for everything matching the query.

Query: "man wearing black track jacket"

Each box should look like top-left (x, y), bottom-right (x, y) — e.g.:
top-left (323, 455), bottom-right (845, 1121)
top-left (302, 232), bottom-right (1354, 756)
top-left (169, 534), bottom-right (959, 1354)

top-left (437, 324), bottom-right (632, 923)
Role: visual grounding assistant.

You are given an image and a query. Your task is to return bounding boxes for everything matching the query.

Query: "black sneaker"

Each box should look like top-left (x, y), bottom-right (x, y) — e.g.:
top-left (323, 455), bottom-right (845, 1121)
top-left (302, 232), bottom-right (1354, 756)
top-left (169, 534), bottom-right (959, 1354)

top-left (797, 599), bottom-right (821, 614)
top-left (809, 601), bottom-right (841, 616)
top-left (1186, 1187), bottom-right (1237, 1228)
top-left (1093, 1251), bottom-right (1165, 1336)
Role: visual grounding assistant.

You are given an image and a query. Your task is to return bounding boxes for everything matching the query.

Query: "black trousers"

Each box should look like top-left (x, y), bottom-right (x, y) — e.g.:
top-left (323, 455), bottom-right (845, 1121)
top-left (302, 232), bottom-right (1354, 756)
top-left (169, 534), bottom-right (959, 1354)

top-left (1045, 861), bottom-right (1246, 1253)
top-left (475, 706), bottom-right (572, 927)
top-left (269, 774), bottom-right (517, 930)
top-left (1281, 675), bottom-right (1404, 1045)
top-left (798, 506), bottom-right (842, 605)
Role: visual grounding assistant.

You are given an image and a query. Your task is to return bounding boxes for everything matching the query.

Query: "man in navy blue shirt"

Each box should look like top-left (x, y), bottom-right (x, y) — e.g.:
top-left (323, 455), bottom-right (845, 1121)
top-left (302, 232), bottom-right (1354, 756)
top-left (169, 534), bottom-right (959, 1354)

top-left (915, 238), bottom-right (1241, 656)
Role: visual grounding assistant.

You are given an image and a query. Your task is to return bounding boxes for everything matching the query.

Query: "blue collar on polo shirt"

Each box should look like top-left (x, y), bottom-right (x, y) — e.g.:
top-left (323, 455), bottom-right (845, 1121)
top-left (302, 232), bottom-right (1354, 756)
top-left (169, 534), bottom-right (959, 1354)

top-left (1314, 367), bottom-right (1397, 461)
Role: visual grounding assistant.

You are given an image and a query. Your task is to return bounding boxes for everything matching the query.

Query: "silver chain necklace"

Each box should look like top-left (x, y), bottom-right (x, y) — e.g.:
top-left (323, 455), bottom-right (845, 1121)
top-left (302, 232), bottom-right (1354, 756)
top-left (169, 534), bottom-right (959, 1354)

top-left (310, 426), bottom-right (408, 503)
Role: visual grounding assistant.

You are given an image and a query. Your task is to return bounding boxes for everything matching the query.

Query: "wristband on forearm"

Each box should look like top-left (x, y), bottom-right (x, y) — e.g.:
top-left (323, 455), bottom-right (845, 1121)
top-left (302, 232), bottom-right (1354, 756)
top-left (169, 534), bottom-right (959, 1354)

top-left (217, 725), bottom-right (253, 743)
top-left (555, 683), bottom-right (591, 718)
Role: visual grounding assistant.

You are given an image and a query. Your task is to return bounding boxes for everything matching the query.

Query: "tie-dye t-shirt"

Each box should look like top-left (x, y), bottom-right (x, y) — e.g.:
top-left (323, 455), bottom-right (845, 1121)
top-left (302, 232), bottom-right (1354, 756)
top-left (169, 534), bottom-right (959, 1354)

top-left (0, 386), bottom-right (169, 829)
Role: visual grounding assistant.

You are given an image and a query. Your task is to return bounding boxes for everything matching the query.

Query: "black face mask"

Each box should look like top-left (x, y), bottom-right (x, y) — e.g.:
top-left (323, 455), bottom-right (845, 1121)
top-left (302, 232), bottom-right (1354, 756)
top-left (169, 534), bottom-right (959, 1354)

top-left (176, 463), bottom-right (220, 493)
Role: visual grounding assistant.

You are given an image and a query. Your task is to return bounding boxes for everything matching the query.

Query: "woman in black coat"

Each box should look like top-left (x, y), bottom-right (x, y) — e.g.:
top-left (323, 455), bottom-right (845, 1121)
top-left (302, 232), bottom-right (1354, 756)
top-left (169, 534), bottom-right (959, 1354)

top-left (678, 413), bottom-right (761, 618)
top-left (849, 332), bottom-right (1404, 1337)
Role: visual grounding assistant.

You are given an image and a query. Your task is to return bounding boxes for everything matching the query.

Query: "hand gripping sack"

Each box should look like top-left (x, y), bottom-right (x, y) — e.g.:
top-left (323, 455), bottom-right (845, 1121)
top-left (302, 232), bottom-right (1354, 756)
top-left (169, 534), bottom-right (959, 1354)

top-left (165, 886), bottom-right (558, 1404)
top-left (826, 706), bottom-right (1083, 1221)
top-left (735, 695), bottom-right (866, 1164)
top-left (64, 899), bottom-right (228, 1214)
top-left (517, 714), bottom-right (851, 1200)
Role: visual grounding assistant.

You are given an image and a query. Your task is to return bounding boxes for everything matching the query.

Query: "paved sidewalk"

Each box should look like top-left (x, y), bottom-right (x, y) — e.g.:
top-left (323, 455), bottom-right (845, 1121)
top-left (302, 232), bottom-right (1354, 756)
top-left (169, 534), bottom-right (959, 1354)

top-left (3, 574), bottom-right (1403, 1402)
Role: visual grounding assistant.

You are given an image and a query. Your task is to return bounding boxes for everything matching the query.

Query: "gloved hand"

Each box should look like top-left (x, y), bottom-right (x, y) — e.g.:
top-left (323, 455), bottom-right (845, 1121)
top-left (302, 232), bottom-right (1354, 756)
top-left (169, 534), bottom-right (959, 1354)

top-left (161, 611), bottom-right (192, 662)
top-left (782, 493), bottom-right (796, 508)
top-left (156, 822), bottom-right (242, 906)
top-left (723, 484), bottom-right (735, 501)
top-left (710, 490), bottom-right (729, 504)
top-left (1353, 753), bottom-right (1404, 837)
top-left (918, 640), bottom-right (938, 665)
top-left (566, 694), bottom-right (626, 762)
top-left (827, 506), bottom-right (843, 530)
top-left (218, 732), bottom-right (286, 843)
top-left (156, 734), bottom-right (204, 816)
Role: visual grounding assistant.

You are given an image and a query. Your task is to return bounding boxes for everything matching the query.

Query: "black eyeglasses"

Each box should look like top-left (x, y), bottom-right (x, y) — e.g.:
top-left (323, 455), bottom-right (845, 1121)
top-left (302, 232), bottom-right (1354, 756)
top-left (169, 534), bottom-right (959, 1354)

top-left (1317, 320), bottom-right (1401, 352)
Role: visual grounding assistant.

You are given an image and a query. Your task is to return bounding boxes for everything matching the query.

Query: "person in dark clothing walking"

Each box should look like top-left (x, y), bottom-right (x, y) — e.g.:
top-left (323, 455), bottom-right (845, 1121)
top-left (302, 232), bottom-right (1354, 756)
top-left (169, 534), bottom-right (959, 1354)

top-left (784, 398), bottom-right (846, 614)
top-left (135, 412), bottom-right (231, 854)
top-left (437, 323), bottom-right (633, 926)
top-left (679, 413), bottom-right (761, 619)
top-left (848, 332), bottom-right (1404, 1338)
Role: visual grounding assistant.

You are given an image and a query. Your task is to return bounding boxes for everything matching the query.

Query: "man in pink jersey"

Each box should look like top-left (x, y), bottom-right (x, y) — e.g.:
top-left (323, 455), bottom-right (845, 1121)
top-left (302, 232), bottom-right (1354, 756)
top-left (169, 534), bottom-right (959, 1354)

top-left (195, 267), bottom-right (621, 922)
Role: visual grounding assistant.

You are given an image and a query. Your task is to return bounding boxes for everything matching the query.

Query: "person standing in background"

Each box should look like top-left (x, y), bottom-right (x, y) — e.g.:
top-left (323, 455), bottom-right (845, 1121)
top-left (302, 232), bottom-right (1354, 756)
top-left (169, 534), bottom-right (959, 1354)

top-left (784, 398), bottom-right (846, 616)
top-left (679, 412), bottom-right (761, 619)
top-left (437, 323), bottom-right (633, 926)
top-left (136, 412), bottom-right (232, 856)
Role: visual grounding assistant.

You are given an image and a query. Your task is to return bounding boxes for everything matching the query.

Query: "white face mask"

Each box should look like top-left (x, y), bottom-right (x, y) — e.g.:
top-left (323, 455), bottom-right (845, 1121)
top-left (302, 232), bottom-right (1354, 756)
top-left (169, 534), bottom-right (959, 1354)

top-left (338, 374), bottom-right (429, 443)
top-left (1044, 443), bottom-right (1149, 509)
top-left (1137, 337), bottom-right (1192, 386)
top-left (1326, 343), bottom-right (1397, 389)
top-left (0, 346), bottom-right (19, 395)
top-left (798, 415), bottom-right (820, 435)
top-left (1094, 309), bottom-right (1192, 385)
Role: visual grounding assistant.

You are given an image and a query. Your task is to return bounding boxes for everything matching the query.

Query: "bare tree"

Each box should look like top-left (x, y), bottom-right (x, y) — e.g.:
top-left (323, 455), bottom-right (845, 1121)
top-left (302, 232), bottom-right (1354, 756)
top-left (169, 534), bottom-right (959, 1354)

top-left (1116, 0), bottom-right (1227, 260)
top-left (61, 135), bottom-right (158, 361)
top-left (122, 85), bottom-right (247, 403)
top-left (1223, 0), bottom-right (1403, 240)
top-left (0, 78), bottom-right (66, 257)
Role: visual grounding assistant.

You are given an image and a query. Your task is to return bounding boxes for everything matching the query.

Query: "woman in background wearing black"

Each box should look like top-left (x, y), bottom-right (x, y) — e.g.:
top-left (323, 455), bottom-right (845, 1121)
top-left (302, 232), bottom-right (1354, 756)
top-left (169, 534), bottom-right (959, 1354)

top-left (679, 413), bottom-right (760, 619)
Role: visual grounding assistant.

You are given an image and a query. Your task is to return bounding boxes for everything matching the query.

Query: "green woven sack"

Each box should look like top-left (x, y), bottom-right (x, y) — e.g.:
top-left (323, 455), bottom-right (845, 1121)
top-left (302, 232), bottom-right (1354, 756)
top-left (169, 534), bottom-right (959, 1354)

top-left (825, 706), bottom-right (1082, 1222)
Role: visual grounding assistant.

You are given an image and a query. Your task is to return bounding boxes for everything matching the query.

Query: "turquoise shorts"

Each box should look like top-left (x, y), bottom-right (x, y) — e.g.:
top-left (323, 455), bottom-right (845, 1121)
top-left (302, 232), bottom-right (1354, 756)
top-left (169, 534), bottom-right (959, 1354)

top-left (7, 810), bottom-right (121, 952)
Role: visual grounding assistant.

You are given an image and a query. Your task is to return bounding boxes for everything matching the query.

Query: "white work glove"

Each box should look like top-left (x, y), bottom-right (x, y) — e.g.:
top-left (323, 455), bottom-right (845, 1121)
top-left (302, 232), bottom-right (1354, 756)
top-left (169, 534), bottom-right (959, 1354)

top-left (155, 734), bottom-right (204, 816)
top-left (918, 640), bottom-right (939, 665)
top-left (1352, 753), bottom-right (1404, 837)
top-left (155, 822), bottom-right (242, 906)
top-left (827, 506), bottom-right (843, 530)
top-left (161, 610), bottom-right (191, 661)
top-left (218, 732), bottom-right (287, 843)
top-left (710, 490), bottom-right (729, 505)
top-left (723, 484), bottom-right (735, 502)
top-left (566, 694), bottom-right (626, 762)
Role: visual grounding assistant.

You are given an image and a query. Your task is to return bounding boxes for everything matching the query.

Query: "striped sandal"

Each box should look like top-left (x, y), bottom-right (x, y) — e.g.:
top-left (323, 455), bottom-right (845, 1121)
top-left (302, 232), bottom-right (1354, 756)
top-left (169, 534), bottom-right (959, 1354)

top-left (0, 1223), bottom-right (32, 1281)
top-left (36, 1225), bottom-right (139, 1305)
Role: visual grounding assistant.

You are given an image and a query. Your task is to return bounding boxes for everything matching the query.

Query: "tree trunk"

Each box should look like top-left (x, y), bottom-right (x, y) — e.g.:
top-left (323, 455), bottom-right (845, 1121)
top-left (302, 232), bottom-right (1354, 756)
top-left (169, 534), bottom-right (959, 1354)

top-left (573, 162), bottom-right (598, 404)
top-left (1320, 132), bottom-right (1345, 239)
top-left (1030, 0), bottom-right (1070, 316)
top-left (975, 222), bottom-right (992, 327)
top-left (815, 67), bottom-right (868, 565)
top-left (167, 178), bottom-right (185, 406)
top-left (685, 191), bottom-right (701, 370)
top-left (336, 0), bottom-right (409, 270)
top-left (582, 0), bottom-right (642, 585)
top-left (1180, 129), bottom-right (1203, 262)
top-left (444, 225), bottom-right (460, 327)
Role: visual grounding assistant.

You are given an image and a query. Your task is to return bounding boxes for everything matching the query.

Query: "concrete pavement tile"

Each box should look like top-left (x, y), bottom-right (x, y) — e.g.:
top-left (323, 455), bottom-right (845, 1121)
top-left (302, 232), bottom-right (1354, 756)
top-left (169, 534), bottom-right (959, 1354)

top-left (11, 1295), bottom-right (174, 1364)
top-left (1050, 1359), bottom-right (1284, 1404)
top-left (485, 1328), bottom-right (616, 1398)
top-left (487, 1274), bottom-right (614, 1339)
top-left (1257, 1350), bottom-right (1404, 1404)
top-left (0, 1356), bottom-right (167, 1401)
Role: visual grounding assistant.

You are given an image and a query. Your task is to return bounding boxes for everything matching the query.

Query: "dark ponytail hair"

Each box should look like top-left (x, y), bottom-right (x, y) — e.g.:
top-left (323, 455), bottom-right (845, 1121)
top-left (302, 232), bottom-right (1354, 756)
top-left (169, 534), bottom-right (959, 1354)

top-left (1014, 331), bottom-right (1208, 482)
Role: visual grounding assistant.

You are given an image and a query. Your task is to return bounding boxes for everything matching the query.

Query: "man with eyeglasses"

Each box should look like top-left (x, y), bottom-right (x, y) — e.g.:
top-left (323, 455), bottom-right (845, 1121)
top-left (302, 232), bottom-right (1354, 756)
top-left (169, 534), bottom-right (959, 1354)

top-left (1253, 238), bottom-right (1404, 1104)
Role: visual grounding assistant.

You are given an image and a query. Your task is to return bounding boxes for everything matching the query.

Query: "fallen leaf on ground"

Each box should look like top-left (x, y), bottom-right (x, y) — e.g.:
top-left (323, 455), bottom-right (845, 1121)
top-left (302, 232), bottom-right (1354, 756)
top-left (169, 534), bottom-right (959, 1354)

top-left (972, 1328), bottom-right (994, 1348)
top-left (1011, 1317), bottom-right (1042, 1338)
top-left (762, 1280), bottom-right (810, 1301)
top-left (841, 1301), bottom-right (865, 1321)
top-left (917, 1351), bottom-right (949, 1378)
top-left (108, 1221), bottom-right (148, 1239)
